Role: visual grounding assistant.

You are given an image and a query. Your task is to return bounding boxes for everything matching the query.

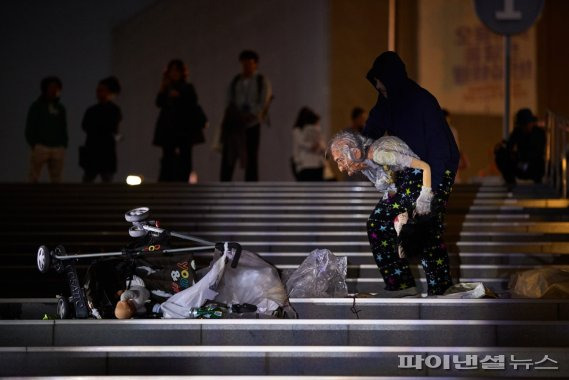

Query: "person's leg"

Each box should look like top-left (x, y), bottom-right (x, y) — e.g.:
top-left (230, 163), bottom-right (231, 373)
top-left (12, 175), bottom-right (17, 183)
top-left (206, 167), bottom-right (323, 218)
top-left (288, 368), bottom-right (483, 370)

top-left (220, 143), bottom-right (236, 181)
top-left (83, 171), bottom-right (97, 183)
top-left (367, 198), bottom-right (416, 292)
top-left (245, 124), bottom-right (260, 181)
top-left (297, 167), bottom-right (324, 181)
top-left (47, 147), bottom-right (65, 183)
top-left (178, 145), bottom-right (192, 182)
top-left (420, 169), bottom-right (455, 295)
top-left (527, 159), bottom-right (545, 183)
top-left (159, 145), bottom-right (176, 182)
top-left (494, 145), bottom-right (516, 186)
top-left (28, 145), bottom-right (48, 183)
top-left (100, 172), bottom-right (114, 183)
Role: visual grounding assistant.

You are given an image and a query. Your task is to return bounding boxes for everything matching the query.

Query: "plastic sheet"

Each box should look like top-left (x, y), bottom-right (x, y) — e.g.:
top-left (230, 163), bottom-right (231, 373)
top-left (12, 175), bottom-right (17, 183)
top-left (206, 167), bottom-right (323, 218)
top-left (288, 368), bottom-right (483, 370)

top-left (161, 248), bottom-right (288, 318)
top-left (285, 249), bottom-right (348, 298)
top-left (213, 249), bottom-right (288, 314)
top-left (509, 267), bottom-right (569, 298)
top-left (441, 282), bottom-right (497, 299)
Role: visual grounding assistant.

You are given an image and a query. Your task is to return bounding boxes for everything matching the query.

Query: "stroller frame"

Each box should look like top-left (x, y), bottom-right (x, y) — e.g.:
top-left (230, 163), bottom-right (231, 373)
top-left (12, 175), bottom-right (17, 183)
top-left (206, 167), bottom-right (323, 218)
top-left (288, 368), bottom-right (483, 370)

top-left (36, 207), bottom-right (242, 319)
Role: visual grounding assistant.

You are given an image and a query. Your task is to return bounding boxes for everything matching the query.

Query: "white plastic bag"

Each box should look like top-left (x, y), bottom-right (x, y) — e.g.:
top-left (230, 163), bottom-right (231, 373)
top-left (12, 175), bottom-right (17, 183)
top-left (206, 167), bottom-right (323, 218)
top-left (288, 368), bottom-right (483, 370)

top-left (285, 249), bottom-right (348, 298)
top-left (161, 247), bottom-right (288, 318)
top-left (214, 249), bottom-right (288, 314)
top-left (160, 251), bottom-right (227, 318)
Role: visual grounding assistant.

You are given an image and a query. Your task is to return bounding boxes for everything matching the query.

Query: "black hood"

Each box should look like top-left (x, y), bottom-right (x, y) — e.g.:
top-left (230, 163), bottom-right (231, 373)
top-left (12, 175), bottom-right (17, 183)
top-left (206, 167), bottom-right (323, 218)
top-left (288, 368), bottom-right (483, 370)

top-left (366, 51), bottom-right (410, 98)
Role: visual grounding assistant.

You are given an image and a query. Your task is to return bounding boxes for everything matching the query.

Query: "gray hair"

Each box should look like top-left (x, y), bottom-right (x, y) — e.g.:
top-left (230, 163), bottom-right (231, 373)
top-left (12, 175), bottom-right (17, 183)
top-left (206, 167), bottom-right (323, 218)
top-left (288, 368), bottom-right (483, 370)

top-left (326, 129), bottom-right (374, 162)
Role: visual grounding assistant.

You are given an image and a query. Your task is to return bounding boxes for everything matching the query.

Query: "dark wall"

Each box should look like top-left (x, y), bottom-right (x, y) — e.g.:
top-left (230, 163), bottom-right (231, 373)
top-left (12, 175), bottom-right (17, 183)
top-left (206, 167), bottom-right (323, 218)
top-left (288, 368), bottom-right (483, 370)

top-left (0, 0), bottom-right (155, 182)
top-left (111, 0), bottom-right (330, 182)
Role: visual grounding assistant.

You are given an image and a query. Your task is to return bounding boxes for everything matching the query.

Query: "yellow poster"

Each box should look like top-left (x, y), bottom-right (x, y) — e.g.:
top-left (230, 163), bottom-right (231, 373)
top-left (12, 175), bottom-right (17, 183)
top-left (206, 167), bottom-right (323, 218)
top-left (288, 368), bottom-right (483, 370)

top-left (417, 0), bottom-right (537, 115)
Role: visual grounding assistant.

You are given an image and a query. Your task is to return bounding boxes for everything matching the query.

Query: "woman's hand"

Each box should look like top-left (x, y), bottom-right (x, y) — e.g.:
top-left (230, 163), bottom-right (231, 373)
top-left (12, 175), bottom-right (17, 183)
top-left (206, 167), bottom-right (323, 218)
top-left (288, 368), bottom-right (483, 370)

top-left (415, 186), bottom-right (434, 215)
top-left (409, 158), bottom-right (433, 215)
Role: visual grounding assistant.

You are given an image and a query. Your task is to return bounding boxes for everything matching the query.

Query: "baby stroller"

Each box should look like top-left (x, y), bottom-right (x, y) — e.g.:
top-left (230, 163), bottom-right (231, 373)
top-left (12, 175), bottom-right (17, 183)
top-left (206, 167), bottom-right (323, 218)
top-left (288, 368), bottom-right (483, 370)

top-left (36, 207), bottom-right (244, 319)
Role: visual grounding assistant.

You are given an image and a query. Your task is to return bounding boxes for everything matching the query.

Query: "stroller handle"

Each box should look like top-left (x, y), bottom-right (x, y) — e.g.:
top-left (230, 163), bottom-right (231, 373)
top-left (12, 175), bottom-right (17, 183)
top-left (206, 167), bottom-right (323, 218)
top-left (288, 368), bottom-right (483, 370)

top-left (215, 242), bottom-right (242, 268)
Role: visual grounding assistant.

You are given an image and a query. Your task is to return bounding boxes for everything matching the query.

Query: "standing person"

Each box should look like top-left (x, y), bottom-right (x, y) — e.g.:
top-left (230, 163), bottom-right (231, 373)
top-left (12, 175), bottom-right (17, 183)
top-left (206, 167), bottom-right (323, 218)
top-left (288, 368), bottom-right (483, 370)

top-left (219, 50), bottom-right (272, 181)
top-left (292, 107), bottom-right (325, 181)
top-left (153, 59), bottom-right (207, 182)
top-left (80, 76), bottom-right (122, 183)
top-left (25, 76), bottom-right (68, 183)
top-left (494, 108), bottom-right (545, 189)
top-left (362, 51), bottom-right (459, 295)
top-left (328, 130), bottom-right (454, 296)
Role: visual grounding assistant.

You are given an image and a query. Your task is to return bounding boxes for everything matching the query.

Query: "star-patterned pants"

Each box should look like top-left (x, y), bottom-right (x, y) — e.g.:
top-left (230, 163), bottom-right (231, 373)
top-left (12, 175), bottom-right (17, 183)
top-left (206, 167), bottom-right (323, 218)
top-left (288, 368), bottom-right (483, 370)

top-left (366, 168), bottom-right (455, 295)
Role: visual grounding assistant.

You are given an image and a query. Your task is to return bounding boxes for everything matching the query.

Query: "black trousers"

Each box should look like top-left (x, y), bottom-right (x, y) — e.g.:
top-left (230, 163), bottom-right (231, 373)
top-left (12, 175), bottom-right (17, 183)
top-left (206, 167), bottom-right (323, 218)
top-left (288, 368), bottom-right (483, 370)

top-left (159, 145), bottom-right (193, 182)
top-left (220, 124), bottom-right (260, 181)
top-left (495, 145), bottom-right (544, 184)
top-left (83, 171), bottom-right (114, 183)
top-left (297, 167), bottom-right (324, 181)
top-left (366, 168), bottom-right (455, 295)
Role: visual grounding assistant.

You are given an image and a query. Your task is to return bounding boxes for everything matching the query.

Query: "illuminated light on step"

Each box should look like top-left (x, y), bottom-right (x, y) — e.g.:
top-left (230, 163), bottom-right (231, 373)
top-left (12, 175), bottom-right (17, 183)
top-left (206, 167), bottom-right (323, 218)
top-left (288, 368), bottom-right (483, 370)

top-left (126, 175), bottom-right (142, 186)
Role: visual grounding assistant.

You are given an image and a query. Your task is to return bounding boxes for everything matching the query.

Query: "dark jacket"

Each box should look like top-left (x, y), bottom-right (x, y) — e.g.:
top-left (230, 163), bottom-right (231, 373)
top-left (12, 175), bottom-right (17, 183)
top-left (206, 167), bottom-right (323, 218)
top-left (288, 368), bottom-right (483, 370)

top-left (507, 125), bottom-right (546, 167)
top-left (153, 81), bottom-right (207, 147)
top-left (25, 96), bottom-right (68, 148)
top-left (81, 101), bottom-right (122, 173)
top-left (362, 51), bottom-right (459, 188)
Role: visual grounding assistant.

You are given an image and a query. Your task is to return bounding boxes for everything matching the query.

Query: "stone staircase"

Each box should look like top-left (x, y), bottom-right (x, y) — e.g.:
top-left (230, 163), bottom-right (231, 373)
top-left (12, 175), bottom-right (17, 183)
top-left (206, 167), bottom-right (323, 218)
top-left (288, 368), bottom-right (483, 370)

top-left (0, 182), bottom-right (568, 378)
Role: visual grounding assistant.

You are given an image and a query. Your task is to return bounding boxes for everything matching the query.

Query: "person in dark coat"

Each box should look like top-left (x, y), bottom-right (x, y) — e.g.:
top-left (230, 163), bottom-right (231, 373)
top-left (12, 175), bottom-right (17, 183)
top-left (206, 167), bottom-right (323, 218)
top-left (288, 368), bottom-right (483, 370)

top-left (494, 108), bottom-right (545, 188)
top-left (80, 76), bottom-right (122, 182)
top-left (26, 76), bottom-right (68, 183)
top-left (362, 51), bottom-right (459, 295)
top-left (153, 59), bottom-right (207, 182)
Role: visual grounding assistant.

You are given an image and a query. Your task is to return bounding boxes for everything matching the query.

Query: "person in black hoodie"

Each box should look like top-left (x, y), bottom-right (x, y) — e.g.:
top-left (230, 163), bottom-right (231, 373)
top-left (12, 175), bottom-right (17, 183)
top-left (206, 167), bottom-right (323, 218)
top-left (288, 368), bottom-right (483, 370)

top-left (80, 76), bottom-right (122, 182)
top-left (153, 59), bottom-right (207, 182)
top-left (362, 51), bottom-right (459, 296)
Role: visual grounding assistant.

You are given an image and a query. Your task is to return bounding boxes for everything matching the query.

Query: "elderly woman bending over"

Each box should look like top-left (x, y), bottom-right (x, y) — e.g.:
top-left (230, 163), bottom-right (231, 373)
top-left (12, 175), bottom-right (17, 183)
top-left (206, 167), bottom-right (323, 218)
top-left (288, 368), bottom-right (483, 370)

top-left (328, 130), bottom-right (454, 297)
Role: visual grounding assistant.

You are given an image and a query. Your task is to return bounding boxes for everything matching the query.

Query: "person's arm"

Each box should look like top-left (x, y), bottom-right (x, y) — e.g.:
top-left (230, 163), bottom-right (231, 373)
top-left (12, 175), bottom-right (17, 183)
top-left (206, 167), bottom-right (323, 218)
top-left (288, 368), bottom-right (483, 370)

top-left (61, 105), bottom-right (68, 148)
top-left (362, 99), bottom-right (386, 140)
top-left (369, 143), bottom-right (433, 214)
top-left (369, 146), bottom-right (431, 188)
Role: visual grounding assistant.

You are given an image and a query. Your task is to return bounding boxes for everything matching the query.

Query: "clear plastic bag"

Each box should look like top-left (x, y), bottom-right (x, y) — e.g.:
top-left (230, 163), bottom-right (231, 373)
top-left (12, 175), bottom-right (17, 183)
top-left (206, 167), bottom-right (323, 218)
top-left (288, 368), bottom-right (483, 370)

top-left (285, 249), bottom-right (348, 298)
top-left (161, 248), bottom-right (288, 318)
top-left (213, 249), bottom-right (288, 314)
top-left (441, 282), bottom-right (497, 299)
top-left (509, 267), bottom-right (569, 298)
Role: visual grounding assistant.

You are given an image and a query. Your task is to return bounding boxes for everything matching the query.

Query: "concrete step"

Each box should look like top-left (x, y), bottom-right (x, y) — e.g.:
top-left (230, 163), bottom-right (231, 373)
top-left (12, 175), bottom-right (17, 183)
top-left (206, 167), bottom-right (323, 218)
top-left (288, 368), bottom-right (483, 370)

top-left (0, 345), bottom-right (566, 377)
top-left (3, 220), bottom-right (569, 234)
top-left (3, 298), bottom-right (569, 321)
top-left (3, 231), bottom-right (569, 245)
top-left (1, 319), bottom-right (569, 347)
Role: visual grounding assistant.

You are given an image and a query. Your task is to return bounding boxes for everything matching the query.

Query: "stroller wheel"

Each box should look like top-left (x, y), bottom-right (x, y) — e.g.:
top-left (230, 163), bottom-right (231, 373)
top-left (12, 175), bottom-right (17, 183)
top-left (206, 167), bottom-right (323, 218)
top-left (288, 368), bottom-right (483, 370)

top-left (57, 297), bottom-right (72, 319)
top-left (37, 245), bottom-right (51, 274)
top-left (129, 225), bottom-right (147, 238)
top-left (125, 207), bottom-right (150, 222)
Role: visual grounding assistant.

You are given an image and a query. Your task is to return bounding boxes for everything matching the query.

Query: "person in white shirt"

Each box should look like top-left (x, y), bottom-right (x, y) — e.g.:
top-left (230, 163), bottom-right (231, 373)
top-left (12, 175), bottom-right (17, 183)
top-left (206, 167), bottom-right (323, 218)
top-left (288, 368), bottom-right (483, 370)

top-left (292, 107), bottom-right (325, 181)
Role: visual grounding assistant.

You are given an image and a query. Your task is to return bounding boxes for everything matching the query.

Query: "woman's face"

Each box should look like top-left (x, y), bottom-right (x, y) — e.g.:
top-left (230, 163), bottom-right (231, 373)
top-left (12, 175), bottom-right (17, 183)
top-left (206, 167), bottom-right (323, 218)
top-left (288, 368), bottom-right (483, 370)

top-left (331, 144), bottom-right (365, 176)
